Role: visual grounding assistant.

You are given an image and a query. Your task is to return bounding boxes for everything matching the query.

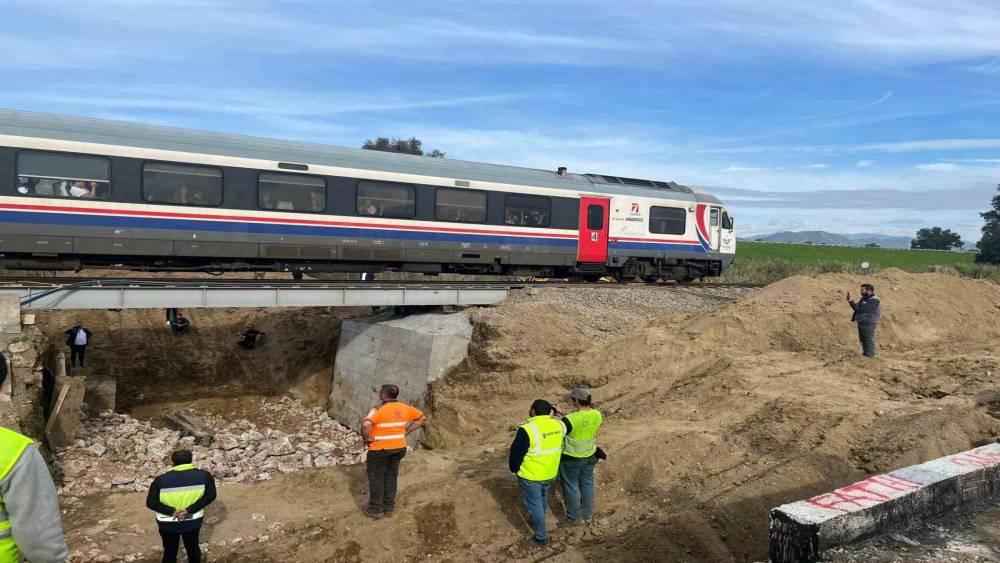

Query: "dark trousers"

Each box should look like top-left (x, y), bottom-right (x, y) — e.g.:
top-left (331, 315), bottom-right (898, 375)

top-left (160, 528), bottom-right (200, 563)
top-left (366, 447), bottom-right (406, 513)
top-left (69, 345), bottom-right (87, 367)
top-left (858, 323), bottom-right (877, 358)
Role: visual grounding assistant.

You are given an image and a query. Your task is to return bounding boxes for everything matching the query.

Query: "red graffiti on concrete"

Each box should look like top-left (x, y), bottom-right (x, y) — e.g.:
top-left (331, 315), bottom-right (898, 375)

top-left (948, 447), bottom-right (1000, 468)
top-left (805, 474), bottom-right (923, 513)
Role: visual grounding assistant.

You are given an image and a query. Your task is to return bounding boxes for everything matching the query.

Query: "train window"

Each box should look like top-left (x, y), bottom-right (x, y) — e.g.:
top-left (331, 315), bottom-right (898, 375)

top-left (258, 172), bottom-right (326, 213)
top-left (15, 151), bottom-right (110, 199)
top-left (586, 204), bottom-right (604, 230)
top-left (722, 211), bottom-right (733, 229)
top-left (504, 194), bottom-right (551, 227)
top-left (435, 188), bottom-right (486, 223)
top-left (649, 206), bottom-right (686, 235)
top-left (357, 181), bottom-right (415, 218)
top-left (710, 208), bottom-right (720, 227)
top-left (142, 162), bottom-right (222, 206)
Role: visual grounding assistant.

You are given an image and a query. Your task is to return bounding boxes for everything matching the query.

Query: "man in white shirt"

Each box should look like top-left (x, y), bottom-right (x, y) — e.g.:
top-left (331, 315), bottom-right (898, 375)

top-left (64, 323), bottom-right (92, 368)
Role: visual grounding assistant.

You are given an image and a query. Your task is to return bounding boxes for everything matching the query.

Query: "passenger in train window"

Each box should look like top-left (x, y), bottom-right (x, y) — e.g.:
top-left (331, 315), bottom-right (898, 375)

top-left (276, 200), bottom-right (294, 211)
top-left (69, 180), bottom-right (92, 198)
top-left (505, 210), bottom-right (519, 225)
top-left (16, 177), bottom-right (30, 194)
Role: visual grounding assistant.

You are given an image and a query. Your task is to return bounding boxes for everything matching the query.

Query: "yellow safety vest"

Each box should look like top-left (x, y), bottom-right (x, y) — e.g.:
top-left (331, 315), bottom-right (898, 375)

top-left (155, 464), bottom-right (207, 522)
top-left (563, 409), bottom-right (603, 458)
top-left (517, 416), bottom-right (565, 481)
top-left (0, 427), bottom-right (34, 563)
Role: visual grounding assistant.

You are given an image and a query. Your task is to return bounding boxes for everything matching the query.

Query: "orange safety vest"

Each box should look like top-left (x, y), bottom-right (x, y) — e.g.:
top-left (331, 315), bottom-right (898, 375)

top-left (364, 401), bottom-right (424, 451)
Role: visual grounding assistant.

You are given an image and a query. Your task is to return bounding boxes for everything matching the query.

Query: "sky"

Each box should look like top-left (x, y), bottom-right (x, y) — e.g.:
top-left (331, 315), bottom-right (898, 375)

top-left (1, 0), bottom-right (999, 243)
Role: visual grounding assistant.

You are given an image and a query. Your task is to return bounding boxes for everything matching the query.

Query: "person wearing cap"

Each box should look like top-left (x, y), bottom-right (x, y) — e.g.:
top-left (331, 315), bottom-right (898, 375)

top-left (508, 399), bottom-right (566, 547)
top-left (555, 388), bottom-right (603, 525)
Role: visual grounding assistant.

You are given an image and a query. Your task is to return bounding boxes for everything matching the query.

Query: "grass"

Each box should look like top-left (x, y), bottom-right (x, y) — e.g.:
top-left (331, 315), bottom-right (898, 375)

top-left (721, 241), bottom-right (999, 284)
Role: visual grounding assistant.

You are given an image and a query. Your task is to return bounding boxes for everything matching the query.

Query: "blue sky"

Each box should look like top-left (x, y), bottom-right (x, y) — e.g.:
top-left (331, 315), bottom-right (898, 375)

top-left (2, 0), bottom-right (999, 243)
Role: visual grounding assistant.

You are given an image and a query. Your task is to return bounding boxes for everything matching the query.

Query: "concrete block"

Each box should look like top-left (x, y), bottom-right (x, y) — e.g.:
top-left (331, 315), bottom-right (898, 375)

top-left (84, 376), bottom-right (116, 416)
top-left (329, 312), bottom-right (471, 433)
top-left (0, 295), bottom-right (19, 334)
top-left (164, 408), bottom-right (215, 446)
top-left (44, 376), bottom-right (87, 449)
top-left (770, 442), bottom-right (1000, 562)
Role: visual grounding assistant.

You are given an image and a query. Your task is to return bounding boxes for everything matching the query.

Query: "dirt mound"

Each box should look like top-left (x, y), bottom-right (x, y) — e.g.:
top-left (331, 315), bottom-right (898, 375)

top-left (420, 272), bottom-right (1000, 560)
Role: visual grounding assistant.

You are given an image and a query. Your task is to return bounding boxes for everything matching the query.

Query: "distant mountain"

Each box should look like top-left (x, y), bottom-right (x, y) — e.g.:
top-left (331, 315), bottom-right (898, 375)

top-left (746, 231), bottom-right (915, 249)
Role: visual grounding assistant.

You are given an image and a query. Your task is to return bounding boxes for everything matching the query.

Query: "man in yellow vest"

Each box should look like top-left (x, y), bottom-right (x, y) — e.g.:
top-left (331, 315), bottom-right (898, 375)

top-left (508, 399), bottom-right (566, 547)
top-left (0, 426), bottom-right (68, 563)
top-left (145, 449), bottom-right (217, 563)
top-left (556, 388), bottom-right (603, 525)
top-left (361, 384), bottom-right (425, 518)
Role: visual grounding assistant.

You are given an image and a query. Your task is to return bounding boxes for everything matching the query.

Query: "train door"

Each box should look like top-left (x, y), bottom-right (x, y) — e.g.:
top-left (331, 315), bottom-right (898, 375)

top-left (708, 206), bottom-right (722, 251)
top-left (577, 196), bottom-right (610, 263)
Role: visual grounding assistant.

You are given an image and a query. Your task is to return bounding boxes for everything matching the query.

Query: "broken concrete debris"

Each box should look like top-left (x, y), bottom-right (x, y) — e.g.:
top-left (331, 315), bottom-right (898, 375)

top-left (55, 397), bottom-right (362, 496)
top-left (163, 408), bottom-right (215, 446)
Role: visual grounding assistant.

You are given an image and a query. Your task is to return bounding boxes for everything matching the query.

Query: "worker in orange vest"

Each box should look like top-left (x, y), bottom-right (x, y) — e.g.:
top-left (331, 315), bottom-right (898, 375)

top-left (361, 384), bottom-right (426, 518)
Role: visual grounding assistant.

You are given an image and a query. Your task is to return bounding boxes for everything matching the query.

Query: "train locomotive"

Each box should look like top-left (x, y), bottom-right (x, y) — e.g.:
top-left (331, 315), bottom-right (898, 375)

top-left (0, 110), bottom-right (735, 281)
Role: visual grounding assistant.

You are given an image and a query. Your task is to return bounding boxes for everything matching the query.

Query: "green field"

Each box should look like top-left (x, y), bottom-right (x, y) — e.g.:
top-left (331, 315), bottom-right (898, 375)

top-left (737, 241), bottom-right (974, 268)
top-left (720, 241), bottom-right (996, 284)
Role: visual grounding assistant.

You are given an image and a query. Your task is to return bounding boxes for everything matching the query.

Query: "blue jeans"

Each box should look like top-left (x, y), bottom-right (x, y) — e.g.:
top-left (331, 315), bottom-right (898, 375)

top-left (517, 476), bottom-right (555, 543)
top-left (559, 455), bottom-right (597, 522)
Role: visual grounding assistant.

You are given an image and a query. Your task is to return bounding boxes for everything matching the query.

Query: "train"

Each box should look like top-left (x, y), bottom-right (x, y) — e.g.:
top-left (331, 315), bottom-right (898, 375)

top-left (0, 109), bottom-right (735, 281)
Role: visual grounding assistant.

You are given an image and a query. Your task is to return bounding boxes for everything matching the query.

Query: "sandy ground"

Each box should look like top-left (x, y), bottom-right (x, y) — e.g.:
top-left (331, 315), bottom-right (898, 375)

top-left (57, 271), bottom-right (1000, 562)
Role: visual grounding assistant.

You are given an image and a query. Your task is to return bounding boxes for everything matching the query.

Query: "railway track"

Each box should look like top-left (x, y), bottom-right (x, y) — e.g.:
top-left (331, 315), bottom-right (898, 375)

top-left (0, 276), bottom-right (764, 289)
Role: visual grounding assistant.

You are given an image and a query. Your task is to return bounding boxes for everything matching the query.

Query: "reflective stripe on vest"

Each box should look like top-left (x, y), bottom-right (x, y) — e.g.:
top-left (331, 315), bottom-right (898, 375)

top-left (0, 427), bottom-right (35, 563)
top-left (517, 416), bottom-right (565, 481)
top-left (563, 409), bottom-right (603, 458)
top-left (365, 402), bottom-right (418, 451)
top-left (156, 465), bottom-right (206, 522)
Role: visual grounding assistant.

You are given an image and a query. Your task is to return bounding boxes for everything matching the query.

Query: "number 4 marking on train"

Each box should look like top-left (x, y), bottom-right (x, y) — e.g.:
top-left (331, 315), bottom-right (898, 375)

top-left (591, 232), bottom-right (599, 242)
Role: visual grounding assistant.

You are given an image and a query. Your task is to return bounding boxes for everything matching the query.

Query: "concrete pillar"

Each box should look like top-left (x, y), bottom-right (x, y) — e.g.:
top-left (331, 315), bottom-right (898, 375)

top-left (0, 295), bottom-right (19, 335)
top-left (328, 312), bottom-right (472, 434)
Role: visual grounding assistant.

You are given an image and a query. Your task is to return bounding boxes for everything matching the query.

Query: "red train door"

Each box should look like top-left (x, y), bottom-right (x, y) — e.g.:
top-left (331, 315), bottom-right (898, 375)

top-left (577, 197), bottom-right (610, 263)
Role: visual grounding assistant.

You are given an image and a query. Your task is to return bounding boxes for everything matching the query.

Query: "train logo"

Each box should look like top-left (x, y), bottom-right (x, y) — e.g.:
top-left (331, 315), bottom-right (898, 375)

top-left (630, 202), bottom-right (640, 214)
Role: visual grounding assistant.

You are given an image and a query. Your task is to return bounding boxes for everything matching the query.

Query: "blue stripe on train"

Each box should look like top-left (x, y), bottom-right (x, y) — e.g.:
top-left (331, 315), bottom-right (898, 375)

top-left (0, 210), bottom-right (581, 248)
top-left (609, 241), bottom-right (707, 253)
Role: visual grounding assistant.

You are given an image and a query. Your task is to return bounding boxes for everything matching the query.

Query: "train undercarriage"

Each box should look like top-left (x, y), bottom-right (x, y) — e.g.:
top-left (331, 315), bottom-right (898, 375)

top-left (0, 254), bottom-right (724, 283)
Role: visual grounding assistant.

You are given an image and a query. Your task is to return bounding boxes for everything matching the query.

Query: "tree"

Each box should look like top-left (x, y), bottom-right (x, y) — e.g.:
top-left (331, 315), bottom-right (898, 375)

top-left (362, 137), bottom-right (445, 158)
top-left (864, 242), bottom-right (880, 248)
top-left (911, 227), bottom-right (963, 250)
top-left (976, 183), bottom-right (1000, 264)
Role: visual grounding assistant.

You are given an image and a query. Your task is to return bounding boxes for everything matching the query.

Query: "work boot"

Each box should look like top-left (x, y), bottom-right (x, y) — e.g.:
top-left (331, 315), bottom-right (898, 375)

top-left (363, 507), bottom-right (384, 519)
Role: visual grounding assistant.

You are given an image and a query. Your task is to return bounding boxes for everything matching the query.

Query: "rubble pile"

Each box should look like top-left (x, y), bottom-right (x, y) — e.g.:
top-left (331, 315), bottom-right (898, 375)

top-left (55, 397), bottom-right (362, 496)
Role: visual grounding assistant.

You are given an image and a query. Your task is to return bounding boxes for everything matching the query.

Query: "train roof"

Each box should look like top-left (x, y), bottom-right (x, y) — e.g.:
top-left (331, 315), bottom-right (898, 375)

top-left (0, 108), bottom-right (722, 204)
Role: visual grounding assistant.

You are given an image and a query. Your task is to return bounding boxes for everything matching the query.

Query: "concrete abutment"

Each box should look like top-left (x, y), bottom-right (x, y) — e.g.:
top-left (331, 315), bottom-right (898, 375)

top-left (327, 311), bottom-right (472, 437)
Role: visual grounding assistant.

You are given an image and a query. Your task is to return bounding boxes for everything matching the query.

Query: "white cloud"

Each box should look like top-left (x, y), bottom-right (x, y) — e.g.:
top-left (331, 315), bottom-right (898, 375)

top-left (802, 163), bottom-right (828, 169)
top-left (699, 138), bottom-right (1000, 155)
top-left (941, 158), bottom-right (1000, 163)
top-left (852, 90), bottom-right (893, 111)
top-left (915, 162), bottom-right (960, 171)
top-left (965, 58), bottom-right (1000, 74)
top-left (723, 166), bottom-right (773, 172)
top-left (857, 160), bottom-right (876, 167)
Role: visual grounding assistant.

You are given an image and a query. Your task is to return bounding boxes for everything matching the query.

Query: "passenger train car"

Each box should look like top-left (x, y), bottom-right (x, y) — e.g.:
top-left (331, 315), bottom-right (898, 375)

top-left (0, 110), bottom-right (735, 281)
